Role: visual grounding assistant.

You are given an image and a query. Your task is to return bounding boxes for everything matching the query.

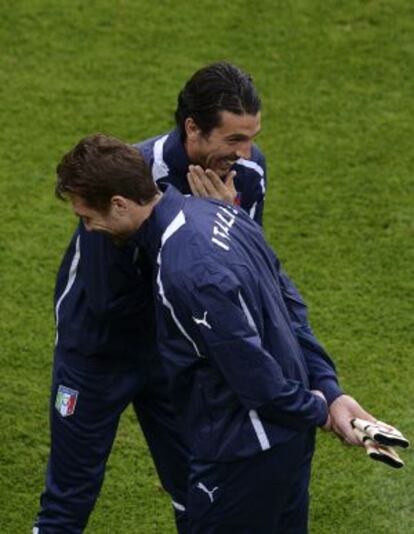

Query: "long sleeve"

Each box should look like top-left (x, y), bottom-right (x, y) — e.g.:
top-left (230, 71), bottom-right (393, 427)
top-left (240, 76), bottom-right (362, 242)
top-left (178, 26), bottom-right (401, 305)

top-left (276, 265), bottom-right (343, 405)
top-left (163, 269), bottom-right (329, 431)
top-left (79, 223), bottom-right (153, 321)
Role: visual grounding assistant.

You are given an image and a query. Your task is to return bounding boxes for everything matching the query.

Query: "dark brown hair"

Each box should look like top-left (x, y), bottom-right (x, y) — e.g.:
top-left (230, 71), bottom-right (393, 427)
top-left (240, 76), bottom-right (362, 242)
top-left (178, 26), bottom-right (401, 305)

top-left (56, 133), bottom-right (158, 211)
top-left (175, 62), bottom-right (261, 138)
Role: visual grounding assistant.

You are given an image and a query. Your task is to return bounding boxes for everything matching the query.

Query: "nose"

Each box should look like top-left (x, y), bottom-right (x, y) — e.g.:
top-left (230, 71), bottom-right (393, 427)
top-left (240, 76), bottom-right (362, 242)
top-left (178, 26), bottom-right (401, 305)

top-left (236, 140), bottom-right (253, 160)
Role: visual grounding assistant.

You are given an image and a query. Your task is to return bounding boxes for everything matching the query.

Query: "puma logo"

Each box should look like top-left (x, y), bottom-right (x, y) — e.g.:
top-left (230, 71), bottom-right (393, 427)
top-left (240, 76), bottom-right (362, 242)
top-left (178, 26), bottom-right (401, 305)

top-left (192, 311), bottom-right (211, 329)
top-left (196, 482), bottom-right (219, 503)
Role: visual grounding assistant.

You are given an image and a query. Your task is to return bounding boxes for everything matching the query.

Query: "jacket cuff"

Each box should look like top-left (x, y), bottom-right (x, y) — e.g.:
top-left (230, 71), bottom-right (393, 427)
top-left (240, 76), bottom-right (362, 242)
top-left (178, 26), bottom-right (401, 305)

top-left (314, 378), bottom-right (344, 407)
top-left (314, 395), bottom-right (330, 427)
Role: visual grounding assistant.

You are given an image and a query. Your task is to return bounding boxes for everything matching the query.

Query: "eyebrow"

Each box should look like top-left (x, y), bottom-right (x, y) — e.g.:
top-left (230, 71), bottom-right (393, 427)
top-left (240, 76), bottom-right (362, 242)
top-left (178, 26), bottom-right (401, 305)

top-left (226, 128), bottom-right (262, 140)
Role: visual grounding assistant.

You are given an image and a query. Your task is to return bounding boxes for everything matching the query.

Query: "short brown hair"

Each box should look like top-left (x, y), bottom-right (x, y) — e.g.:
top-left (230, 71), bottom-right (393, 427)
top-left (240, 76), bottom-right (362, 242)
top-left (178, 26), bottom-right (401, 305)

top-left (56, 133), bottom-right (158, 211)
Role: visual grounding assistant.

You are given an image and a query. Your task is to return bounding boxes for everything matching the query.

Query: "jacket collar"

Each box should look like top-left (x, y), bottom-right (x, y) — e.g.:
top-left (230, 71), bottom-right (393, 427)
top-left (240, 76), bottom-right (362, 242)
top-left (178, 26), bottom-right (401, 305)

top-left (132, 185), bottom-right (187, 261)
top-left (158, 129), bottom-right (192, 193)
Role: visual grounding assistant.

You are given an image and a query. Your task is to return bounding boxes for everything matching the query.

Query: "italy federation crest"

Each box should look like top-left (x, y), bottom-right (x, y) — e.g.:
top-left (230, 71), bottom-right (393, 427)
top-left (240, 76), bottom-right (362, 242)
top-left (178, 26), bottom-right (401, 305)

top-left (55, 385), bottom-right (78, 417)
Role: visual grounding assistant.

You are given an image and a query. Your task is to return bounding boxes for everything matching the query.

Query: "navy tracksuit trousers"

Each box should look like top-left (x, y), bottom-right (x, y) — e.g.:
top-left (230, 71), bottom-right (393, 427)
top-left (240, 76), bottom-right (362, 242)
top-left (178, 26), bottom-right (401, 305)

top-left (34, 351), bottom-right (189, 533)
top-left (188, 430), bottom-right (315, 534)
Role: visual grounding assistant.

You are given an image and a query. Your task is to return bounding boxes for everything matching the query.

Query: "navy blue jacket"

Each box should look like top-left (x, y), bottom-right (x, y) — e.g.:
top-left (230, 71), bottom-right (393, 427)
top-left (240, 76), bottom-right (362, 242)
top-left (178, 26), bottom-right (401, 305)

top-left (54, 223), bottom-right (155, 369)
top-left (135, 186), bottom-right (334, 461)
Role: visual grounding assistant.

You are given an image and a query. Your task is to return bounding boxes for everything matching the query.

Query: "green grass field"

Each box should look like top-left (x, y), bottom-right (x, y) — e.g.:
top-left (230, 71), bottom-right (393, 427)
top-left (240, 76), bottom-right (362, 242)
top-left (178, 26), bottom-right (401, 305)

top-left (1, 1), bottom-right (413, 532)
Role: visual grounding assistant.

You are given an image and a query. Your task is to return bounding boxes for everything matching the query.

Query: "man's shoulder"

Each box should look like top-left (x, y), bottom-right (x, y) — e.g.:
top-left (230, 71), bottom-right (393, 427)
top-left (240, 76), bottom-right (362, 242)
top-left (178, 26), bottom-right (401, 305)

top-left (251, 143), bottom-right (266, 162)
top-left (162, 198), bottom-right (245, 271)
top-left (235, 144), bottom-right (266, 178)
top-left (133, 130), bottom-right (176, 155)
top-left (161, 240), bottom-right (238, 297)
top-left (134, 132), bottom-right (167, 150)
top-left (132, 132), bottom-right (165, 163)
top-left (133, 130), bottom-right (183, 178)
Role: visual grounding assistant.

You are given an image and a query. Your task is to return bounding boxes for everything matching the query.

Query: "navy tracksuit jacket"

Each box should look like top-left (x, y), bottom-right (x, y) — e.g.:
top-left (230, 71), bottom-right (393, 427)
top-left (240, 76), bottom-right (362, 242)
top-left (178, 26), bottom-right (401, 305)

top-left (135, 185), bottom-right (337, 461)
top-left (133, 185), bottom-right (340, 533)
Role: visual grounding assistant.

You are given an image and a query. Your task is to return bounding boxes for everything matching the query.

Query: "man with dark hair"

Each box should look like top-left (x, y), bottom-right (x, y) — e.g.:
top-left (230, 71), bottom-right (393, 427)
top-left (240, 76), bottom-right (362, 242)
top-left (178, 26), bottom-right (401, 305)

top-left (34, 62), bottom-right (373, 533)
top-left (137, 61), bottom-right (265, 224)
top-left (55, 133), bottom-right (372, 533)
top-left (135, 62), bottom-right (374, 445)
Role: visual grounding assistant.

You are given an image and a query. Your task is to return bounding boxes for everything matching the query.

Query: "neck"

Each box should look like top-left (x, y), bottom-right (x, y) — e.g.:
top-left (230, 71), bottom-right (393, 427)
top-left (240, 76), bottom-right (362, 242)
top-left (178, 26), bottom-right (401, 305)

top-left (130, 192), bottom-right (163, 233)
top-left (183, 137), bottom-right (200, 165)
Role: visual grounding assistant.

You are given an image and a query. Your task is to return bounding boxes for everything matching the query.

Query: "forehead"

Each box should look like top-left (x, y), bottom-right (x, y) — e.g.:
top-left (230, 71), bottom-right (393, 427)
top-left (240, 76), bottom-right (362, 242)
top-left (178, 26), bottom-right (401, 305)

top-left (213, 111), bottom-right (261, 136)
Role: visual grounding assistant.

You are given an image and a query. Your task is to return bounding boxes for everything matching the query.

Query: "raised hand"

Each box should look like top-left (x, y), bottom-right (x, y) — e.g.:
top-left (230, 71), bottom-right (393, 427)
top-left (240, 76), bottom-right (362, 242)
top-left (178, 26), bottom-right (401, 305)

top-left (187, 165), bottom-right (237, 204)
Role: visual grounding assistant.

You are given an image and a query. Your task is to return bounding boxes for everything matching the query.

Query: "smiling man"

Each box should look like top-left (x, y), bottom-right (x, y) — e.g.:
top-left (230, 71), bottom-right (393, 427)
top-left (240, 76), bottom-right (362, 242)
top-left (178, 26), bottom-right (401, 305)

top-left (135, 63), bottom-right (376, 449)
top-left (186, 110), bottom-right (261, 175)
top-left (136, 62), bottom-right (265, 223)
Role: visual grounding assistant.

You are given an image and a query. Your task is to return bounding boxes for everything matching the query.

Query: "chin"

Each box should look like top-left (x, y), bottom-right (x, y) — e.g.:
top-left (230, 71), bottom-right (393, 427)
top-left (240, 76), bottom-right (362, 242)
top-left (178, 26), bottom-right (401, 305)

top-left (215, 167), bottom-right (230, 178)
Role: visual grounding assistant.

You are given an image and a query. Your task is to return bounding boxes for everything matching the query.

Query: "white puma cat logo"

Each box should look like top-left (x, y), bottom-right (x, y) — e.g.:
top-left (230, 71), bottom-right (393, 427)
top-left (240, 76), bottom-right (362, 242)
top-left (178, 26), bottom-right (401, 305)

top-left (192, 311), bottom-right (211, 329)
top-left (196, 482), bottom-right (219, 503)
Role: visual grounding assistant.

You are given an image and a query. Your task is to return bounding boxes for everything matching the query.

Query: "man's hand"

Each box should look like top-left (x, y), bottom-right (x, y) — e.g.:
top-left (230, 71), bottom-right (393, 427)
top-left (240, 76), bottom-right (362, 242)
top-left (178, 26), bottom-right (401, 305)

top-left (187, 165), bottom-right (237, 204)
top-left (329, 394), bottom-right (376, 446)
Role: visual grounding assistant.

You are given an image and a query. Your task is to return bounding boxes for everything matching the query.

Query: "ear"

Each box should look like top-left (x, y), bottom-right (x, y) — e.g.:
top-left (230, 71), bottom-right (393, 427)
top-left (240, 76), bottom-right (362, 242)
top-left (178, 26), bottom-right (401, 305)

top-left (110, 195), bottom-right (129, 213)
top-left (184, 117), bottom-right (201, 141)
